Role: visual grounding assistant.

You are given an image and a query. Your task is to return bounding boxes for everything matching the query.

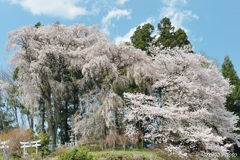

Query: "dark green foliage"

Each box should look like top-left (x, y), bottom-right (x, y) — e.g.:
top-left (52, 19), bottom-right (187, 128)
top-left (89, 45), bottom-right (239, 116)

top-left (174, 28), bottom-right (190, 47)
top-left (221, 56), bottom-right (240, 119)
top-left (59, 101), bottom-right (73, 145)
top-left (112, 80), bottom-right (126, 97)
top-left (35, 22), bottom-right (41, 28)
top-left (40, 50), bottom-right (83, 146)
top-left (125, 80), bottom-right (139, 93)
top-left (13, 67), bottom-right (19, 80)
top-left (112, 77), bottom-right (147, 97)
top-left (36, 132), bottom-right (51, 157)
top-left (222, 56), bottom-right (239, 86)
top-left (158, 17), bottom-right (174, 33)
top-left (9, 151), bottom-right (21, 159)
top-left (58, 148), bottom-right (78, 160)
top-left (95, 67), bottom-right (113, 90)
top-left (130, 23), bottom-right (154, 54)
top-left (131, 17), bottom-right (191, 53)
top-left (0, 97), bottom-right (15, 132)
top-left (58, 148), bottom-right (92, 160)
top-left (156, 17), bottom-right (176, 47)
top-left (156, 17), bottom-right (191, 48)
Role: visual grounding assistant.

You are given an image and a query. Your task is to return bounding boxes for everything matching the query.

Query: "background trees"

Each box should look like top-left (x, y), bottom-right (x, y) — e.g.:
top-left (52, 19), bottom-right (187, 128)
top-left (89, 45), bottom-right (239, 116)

top-left (156, 17), bottom-right (175, 47)
top-left (222, 56), bottom-right (239, 87)
top-left (130, 23), bottom-right (154, 54)
top-left (0, 69), bottom-right (25, 131)
top-left (221, 56), bottom-right (240, 126)
top-left (130, 17), bottom-right (191, 52)
top-left (174, 28), bottom-right (190, 47)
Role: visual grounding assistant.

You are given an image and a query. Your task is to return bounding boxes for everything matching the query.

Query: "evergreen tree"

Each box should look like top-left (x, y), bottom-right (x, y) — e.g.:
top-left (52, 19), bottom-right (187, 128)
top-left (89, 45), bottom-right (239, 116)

top-left (35, 22), bottom-right (41, 28)
top-left (221, 55), bottom-right (240, 113)
top-left (12, 67), bottom-right (34, 129)
top-left (130, 23), bottom-right (154, 55)
top-left (0, 97), bottom-right (15, 132)
top-left (130, 17), bottom-right (191, 52)
top-left (174, 28), bottom-right (190, 47)
top-left (222, 56), bottom-right (239, 85)
top-left (156, 17), bottom-right (176, 47)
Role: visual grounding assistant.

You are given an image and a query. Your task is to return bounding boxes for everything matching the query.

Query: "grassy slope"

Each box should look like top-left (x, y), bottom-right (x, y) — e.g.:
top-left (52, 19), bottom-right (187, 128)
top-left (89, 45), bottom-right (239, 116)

top-left (89, 150), bottom-right (162, 160)
top-left (88, 149), bottom-right (204, 160)
top-left (48, 146), bottom-right (240, 160)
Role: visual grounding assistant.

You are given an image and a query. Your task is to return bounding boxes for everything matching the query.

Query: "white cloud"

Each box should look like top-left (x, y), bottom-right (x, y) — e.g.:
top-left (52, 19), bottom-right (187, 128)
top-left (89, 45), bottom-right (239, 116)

top-left (160, 0), bottom-right (198, 32)
top-left (8, 0), bottom-right (87, 20)
top-left (6, 0), bottom-right (131, 19)
top-left (115, 27), bottom-right (135, 44)
top-left (102, 8), bottom-right (131, 34)
top-left (102, 9), bottom-right (130, 24)
top-left (162, 0), bottom-right (187, 7)
top-left (115, 17), bottom-right (154, 44)
top-left (116, 0), bottom-right (129, 5)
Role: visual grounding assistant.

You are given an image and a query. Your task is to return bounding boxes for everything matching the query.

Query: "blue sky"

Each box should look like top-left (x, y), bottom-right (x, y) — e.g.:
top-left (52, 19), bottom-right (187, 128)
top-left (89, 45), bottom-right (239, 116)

top-left (0, 0), bottom-right (240, 75)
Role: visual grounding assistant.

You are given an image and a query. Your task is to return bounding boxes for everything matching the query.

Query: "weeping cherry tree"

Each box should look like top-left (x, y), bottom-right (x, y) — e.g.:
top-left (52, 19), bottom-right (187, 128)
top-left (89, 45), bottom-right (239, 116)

top-left (5, 23), bottom-right (107, 149)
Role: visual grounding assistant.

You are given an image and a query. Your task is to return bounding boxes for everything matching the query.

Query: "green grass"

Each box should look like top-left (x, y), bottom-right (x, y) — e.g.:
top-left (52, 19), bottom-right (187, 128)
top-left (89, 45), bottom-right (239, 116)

top-left (88, 149), bottom-right (190, 160)
top-left (89, 150), bottom-right (160, 160)
top-left (50, 146), bottom-right (240, 160)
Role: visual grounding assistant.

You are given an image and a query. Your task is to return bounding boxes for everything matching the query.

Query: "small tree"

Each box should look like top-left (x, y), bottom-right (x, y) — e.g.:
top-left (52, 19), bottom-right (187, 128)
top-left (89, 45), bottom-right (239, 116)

top-left (222, 55), bottom-right (240, 113)
top-left (156, 17), bottom-right (176, 47)
top-left (130, 23), bottom-right (154, 55)
top-left (174, 28), bottom-right (190, 47)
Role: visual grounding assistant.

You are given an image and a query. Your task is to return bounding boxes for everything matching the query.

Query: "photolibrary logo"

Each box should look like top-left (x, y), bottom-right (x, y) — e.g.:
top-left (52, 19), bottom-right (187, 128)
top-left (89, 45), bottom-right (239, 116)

top-left (201, 151), bottom-right (237, 158)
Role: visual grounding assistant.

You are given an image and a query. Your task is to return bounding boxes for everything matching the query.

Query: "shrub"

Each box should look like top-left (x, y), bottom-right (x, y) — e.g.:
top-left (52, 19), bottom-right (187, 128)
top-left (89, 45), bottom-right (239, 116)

top-left (79, 144), bottom-right (102, 152)
top-left (75, 149), bottom-right (92, 160)
top-left (55, 146), bottom-right (68, 155)
top-left (0, 128), bottom-right (34, 159)
top-left (58, 148), bottom-right (92, 160)
top-left (35, 132), bottom-right (51, 157)
top-left (9, 151), bottom-right (21, 159)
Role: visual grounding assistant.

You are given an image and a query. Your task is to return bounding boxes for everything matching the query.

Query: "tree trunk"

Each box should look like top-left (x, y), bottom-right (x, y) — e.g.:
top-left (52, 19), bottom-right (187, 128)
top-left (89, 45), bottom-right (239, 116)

top-left (39, 98), bottom-right (45, 133)
top-left (73, 96), bottom-right (79, 112)
top-left (40, 82), bottom-right (58, 151)
top-left (45, 97), bottom-right (55, 151)
top-left (0, 108), bottom-right (5, 132)
top-left (64, 101), bottom-right (69, 143)
top-left (53, 98), bottom-right (60, 149)
top-left (41, 102), bottom-right (45, 133)
top-left (27, 111), bottom-right (34, 130)
top-left (30, 114), bottom-right (34, 129)
top-left (14, 105), bottom-right (19, 128)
